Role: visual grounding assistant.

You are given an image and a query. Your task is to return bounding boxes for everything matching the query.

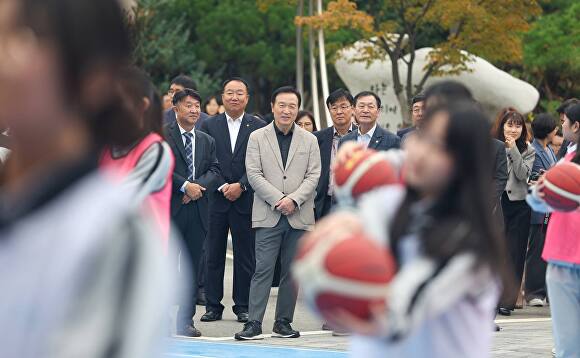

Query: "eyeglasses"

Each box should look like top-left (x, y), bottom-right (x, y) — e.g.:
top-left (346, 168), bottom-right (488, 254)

top-left (330, 105), bottom-right (352, 113)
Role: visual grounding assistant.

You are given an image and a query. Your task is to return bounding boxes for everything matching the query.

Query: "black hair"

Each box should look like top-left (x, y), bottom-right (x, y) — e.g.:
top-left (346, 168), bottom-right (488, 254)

top-left (17, 0), bottom-right (132, 148)
top-left (556, 98), bottom-right (579, 114)
top-left (171, 75), bottom-right (197, 91)
top-left (492, 107), bottom-right (529, 154)
top-left (531, 113), bottom-right (557, 140)
top-left (172, 89), bottom-right (202, 106)
top-left (564, 103), bottom-right (580, 124)
top-left (271, 86), bottom-right (302, 108)
top-left (296, 110), bottom-right (318, 132)
top-left (222, 77), bottom-right (250, 93)
top-left (411, 93), bottom-right (426, 105)
top-left (202, 94), bottom-right (223, 115)
top-left (424, 81), bottom-right (473, 107)
top-left (326, 88), bottom-right (355, 108)
top-left (354, 91), bottom-right (381, 108)
top-left (390, 102), bottom-right (509, 287)
top-left (117, 67), bottom-right (163, 137)
top-left (556, 128), bottom-right (563, 136)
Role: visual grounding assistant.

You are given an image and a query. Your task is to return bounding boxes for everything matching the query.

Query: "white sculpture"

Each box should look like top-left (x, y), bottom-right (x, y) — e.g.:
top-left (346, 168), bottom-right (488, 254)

top-left (335, 45), bottom-right (540, 131)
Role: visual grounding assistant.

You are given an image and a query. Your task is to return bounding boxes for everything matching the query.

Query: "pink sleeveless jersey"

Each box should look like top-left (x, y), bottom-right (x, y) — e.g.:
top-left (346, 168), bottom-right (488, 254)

top-left (542, 151), bottom-right (580, 265)
top-left (100, 133), bottom-right (174, 251)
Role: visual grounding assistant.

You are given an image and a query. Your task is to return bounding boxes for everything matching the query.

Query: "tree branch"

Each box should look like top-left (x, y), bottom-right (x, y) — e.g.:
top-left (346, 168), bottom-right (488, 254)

top-left (416, 62), bottom-right (438, 94)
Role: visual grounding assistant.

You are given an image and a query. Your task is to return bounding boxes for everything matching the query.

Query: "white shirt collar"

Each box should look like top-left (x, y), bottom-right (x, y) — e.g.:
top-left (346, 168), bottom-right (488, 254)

top-left (358, 123), bottom-right (377, 138)
top-left (226, 112), bottom-right (244, 123)
top-left (177, 123), bottom-right (195, 137)
top-left (568, 143), bottom-right (578, 154)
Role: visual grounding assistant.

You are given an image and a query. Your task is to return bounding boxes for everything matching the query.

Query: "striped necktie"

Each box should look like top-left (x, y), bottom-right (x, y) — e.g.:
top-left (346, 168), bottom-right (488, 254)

top-left (183, 132), bottom-right (194, 181)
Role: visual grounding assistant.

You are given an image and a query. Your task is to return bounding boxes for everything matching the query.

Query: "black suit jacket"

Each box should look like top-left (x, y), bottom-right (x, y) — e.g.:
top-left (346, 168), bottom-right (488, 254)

top-left (164, 121), bottom-right (221, 231)
top-left (339, 124), bottom-right (400, 151)
top-left (492, 138), bottom-right (508, 227)
top-left (396, 126), bottom-right (415, 139)
top-left (199, 113), bottom-right (266, 214)
top-left (313, 125), bottom-right (357, 219)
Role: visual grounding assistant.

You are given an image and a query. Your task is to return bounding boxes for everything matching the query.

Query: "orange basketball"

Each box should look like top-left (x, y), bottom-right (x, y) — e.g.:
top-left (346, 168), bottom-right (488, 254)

top-left (334, 149), bottom-right (398, 204)
top-left (543, 162), bottom-right (580, 212)
top-left (293, 231), bottom-right (396, 324)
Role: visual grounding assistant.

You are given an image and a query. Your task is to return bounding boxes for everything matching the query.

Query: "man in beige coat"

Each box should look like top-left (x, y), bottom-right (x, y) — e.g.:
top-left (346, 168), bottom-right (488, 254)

top-left (234, 86), bottom-right (321, 340)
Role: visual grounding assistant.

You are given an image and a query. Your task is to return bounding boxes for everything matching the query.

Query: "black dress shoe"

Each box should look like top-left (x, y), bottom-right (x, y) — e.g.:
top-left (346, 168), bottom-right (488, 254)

top-left (196, 290), bottom-right (207, 306)
top-left (201, 311), bottom-right (222, 322)
top-left (234, 320), bottom-right (263, 340)
top-left (237, 312), bottom-right (249, 323)
top-left (176, 324), bottom-right (202, 337)
top-left (272, 319), bottom-right (300, 338)
top-left (498, 307), bottom-right (511, 316)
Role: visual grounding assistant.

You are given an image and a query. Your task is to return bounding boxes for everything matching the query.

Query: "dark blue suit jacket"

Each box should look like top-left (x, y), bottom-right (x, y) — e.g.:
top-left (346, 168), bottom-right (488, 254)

top-left (396, 126), bottom-right (416, 139)
top-left (164, 121), bottom-right (221, 231)
top-left (199, 113), bottom-right (266, 214)
top-left (163, 109), bottom-right (208, 129)
top-left (339, 124), bottom-right (400, 151)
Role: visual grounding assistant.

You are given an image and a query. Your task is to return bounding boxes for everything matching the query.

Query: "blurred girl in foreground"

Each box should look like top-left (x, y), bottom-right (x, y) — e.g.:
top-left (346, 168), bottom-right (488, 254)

top-left (311, 103), bottom-right (509, 357)
top-left (100, 67), bottom-right (174, 249)
top-left (0, 0), bottom-right (175, 357)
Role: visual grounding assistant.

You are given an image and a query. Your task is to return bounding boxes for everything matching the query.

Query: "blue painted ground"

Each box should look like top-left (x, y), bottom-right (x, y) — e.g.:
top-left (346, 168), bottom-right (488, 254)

top-left (166, 339), bottom-right (348, 358)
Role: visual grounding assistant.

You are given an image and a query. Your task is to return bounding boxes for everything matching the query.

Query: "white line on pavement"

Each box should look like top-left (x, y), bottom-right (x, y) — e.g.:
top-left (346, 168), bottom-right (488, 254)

top-left (494, 317), bottom-right (551, 324)
top-left (176, 330), bottom-right (332, 342)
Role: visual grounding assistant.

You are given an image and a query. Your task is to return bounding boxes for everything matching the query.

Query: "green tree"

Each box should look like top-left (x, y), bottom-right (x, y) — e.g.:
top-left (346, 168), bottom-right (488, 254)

top-left (523, 1), bottom-right (579, 104)
top-left (298, 0), bottom-right (542, 124)
top-left (127, 0), bottom-right (220, 97)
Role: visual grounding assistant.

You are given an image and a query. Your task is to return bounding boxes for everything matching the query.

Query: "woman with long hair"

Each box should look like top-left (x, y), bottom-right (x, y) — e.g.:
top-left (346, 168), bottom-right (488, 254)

top-left (491, 108), bottom-right (535, 315)
top-left (527, 103), bottom-right (580, 358)
top-left (309, 102), bottom-right (509, 357)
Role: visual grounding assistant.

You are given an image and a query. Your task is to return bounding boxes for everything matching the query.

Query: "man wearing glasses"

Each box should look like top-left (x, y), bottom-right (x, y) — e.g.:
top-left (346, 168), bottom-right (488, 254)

top-left (314, 88), bottom-right (357, 220)
top-left (397, 94), bottom-right (426, 142)
top-left (339, 91), bottom-right (400, 151)
top-left (163, 74), bottom-right (209, 128)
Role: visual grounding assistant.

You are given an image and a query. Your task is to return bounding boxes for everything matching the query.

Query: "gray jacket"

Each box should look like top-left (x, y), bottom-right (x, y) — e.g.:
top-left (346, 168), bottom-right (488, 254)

top-left (504, 144), bottom-right (535, 201)
top-left (246, 123), bottom-right (321, 231)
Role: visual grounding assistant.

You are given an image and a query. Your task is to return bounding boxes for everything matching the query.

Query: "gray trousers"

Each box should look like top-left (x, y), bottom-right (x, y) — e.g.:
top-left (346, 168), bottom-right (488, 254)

top-left (248, 216), bottom-right (304, 323)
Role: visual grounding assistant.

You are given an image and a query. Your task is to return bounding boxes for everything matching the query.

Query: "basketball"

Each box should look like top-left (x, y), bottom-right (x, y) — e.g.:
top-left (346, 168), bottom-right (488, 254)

top-left (292, 231), bottom-right (396, 325)
top-left (333, 149), bottom-right (399, 204)
top-left (543, 162), bottom-right (580, 212)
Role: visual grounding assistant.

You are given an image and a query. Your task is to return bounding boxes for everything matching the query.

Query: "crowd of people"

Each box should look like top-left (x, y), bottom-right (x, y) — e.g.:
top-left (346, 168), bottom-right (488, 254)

top-left (0, 0), bottom-right (578, 357)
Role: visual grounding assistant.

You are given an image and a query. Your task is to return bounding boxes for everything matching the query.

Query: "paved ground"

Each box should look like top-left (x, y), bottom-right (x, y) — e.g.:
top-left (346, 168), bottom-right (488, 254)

top-left (167, 251), bottom-right (554, 357)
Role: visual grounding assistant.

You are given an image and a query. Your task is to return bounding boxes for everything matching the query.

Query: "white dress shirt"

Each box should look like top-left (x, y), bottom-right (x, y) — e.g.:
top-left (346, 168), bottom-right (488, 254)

top-left (218, 112), bottom-right (245, 192)
top-left (178, 124), bottom-right (195, 193)
top-left (357, 123), bottom-right (377, 148)
top-left (226, 112), bottom-right (244, 153)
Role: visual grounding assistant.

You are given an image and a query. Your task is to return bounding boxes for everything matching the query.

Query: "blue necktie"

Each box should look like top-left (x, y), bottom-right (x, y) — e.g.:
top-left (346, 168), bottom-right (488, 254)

top-left (183, 132), bottom-right (194, 181)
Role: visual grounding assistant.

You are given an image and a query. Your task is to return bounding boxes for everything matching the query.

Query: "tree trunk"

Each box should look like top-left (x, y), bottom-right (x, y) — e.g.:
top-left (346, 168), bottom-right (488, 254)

top-left (308, 0), bottom-right (321, 129)
top-left (387, 43), bottom-right (410, 127)
top-left (316, 0), bottom-right (330, 128)
top-left (296, 0), bottom-right (304, 103)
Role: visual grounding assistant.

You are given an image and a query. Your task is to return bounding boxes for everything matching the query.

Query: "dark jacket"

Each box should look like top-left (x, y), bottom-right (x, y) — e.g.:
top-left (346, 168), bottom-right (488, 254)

top-left (339, 124), bottom-right (400, 151)
top-left (199, 113), bottom-right (266, 214)
top-left (492, 139), bottom-right (508, 227)
top-left (164, 121), bottom-right (221, 231)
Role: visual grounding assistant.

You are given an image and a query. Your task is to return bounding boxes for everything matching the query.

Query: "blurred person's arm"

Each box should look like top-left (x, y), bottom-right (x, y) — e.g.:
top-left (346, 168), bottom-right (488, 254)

top-left (48, 213), bottom-right (176, 358)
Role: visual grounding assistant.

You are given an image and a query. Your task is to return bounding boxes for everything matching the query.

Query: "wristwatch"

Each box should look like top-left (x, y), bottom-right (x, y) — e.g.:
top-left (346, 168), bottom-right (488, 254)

top-left (239, 183), bottom-right (247, 192)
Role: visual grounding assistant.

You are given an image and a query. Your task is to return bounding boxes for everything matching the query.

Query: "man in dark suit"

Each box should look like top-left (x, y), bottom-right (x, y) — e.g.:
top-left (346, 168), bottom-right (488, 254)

top-left (339, 91), bottom-right (400, 151)
top-left (165, 89), bottom-right (220, 337)
top-left (314, 88), bottom-right (356, 220)
top-left (556, 98), bottom-right (579, 160)
top-left (199, 78), bottom-right (266, 323)
top-left (163, 74), bottom-right (208, 128)
top-left (397, 93), bottom-right (425, 142)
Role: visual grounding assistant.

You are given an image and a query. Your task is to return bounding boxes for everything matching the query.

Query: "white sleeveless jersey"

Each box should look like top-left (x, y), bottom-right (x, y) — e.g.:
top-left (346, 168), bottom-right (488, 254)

top-left (0, 172), bottom-right (175, 358)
